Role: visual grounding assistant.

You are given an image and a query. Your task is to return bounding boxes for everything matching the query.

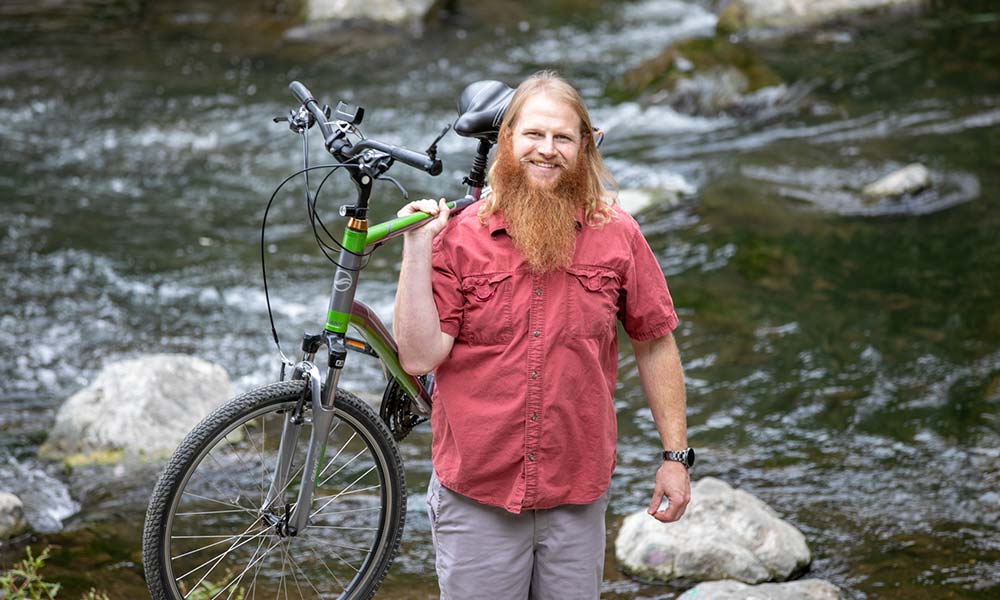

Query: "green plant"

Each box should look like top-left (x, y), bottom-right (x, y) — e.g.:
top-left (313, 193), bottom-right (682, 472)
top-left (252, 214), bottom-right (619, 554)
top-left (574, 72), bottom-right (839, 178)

top-left (79, 589), bottom-right (110, 600)
top-left (180, 573), bottom-right (245, 600)
top-left (0, 546), bottom-right (61, 600)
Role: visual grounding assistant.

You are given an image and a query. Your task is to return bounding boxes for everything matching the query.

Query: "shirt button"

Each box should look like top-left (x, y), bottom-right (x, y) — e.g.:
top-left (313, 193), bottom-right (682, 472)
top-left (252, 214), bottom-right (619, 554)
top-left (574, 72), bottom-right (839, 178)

top-left (530, 371), bottom-right (538, 379)
top-left (533, 330), bottom-right (540, 337)
top-left (534, 288), bottom-right (542, 296)
top-left (530, 412), bottom-right (538, 421)
top-left (528, 453), bottom-right (535, 461)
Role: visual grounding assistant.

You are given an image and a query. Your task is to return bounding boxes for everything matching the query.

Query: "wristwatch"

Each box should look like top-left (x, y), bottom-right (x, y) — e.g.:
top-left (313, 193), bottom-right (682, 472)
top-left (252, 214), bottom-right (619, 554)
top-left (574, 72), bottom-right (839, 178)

top-left (662, 447), bottom-right (695, 469)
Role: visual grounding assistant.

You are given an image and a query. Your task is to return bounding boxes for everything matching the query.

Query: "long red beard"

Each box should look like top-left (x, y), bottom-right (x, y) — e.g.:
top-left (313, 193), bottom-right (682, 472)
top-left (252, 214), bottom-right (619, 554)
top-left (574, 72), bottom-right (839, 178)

top-left (489, 137), bottom-right (589, 273)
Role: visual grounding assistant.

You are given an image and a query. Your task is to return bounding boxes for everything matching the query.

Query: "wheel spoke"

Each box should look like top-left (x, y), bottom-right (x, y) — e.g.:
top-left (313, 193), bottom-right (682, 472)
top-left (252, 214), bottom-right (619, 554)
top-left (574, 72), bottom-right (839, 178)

top-left (317, 445), bottom-right (366, 488)
top-left (296, 535), bottom-right (361, 574)
top-left (178, 517), bottom-right (268, 584)
top-left (310, 468), bottom-right (379, 521)
top-left (314, 430), bottom-right (357, 482)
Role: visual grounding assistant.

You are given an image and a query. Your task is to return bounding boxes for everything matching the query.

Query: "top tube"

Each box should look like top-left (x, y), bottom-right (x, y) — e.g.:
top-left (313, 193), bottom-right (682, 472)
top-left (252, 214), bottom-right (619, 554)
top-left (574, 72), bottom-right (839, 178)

top-left (364, 195), bottom-right (478, 247)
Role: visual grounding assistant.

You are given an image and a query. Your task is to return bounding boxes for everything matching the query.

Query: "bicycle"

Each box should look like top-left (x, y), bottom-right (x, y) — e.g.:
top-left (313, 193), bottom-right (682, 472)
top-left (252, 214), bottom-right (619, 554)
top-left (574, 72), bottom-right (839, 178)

top-left (142, 79), bottom-right (515, 600)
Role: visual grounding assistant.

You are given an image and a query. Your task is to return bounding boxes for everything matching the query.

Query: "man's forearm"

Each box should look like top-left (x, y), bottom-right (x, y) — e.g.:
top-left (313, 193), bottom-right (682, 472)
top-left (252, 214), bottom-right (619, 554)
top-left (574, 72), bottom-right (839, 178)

top-left (633, 333), bottom-right (687, 451)
top-left (394, 237), bottom-right (450, 374)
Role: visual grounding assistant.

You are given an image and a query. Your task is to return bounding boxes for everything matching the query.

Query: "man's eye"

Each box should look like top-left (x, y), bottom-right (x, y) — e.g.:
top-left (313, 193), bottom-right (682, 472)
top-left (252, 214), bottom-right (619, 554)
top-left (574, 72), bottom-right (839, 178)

top-left (555, 135), bottom-right (572, 142)
top-left (525, 132), bottom-right (542, 138)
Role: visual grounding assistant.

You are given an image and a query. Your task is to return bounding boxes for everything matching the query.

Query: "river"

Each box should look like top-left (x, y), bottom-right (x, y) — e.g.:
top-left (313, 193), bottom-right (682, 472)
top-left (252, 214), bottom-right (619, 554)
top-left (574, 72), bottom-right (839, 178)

top-left (1, 0), bottom-right (998, 598)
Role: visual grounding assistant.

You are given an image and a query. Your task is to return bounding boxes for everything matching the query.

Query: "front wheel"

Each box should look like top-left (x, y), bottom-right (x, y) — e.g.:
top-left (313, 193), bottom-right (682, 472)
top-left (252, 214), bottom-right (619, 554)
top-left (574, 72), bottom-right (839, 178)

top-left (142, 380), bottom-right (406, 600)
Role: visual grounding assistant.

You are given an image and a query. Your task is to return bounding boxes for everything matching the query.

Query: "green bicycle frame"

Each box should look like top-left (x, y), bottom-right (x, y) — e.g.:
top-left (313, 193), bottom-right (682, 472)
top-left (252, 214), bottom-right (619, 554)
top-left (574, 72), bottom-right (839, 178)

top-left (318, 195), bottom-right (477, 414)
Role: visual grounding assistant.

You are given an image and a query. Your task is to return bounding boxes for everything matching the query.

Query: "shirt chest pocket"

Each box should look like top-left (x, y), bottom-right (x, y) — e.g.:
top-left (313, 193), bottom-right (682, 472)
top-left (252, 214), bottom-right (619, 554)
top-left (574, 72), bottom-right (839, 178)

top-left (567, 266), bottom-right (621, 339)
top-left (459, 272), bottom-right (514, 345)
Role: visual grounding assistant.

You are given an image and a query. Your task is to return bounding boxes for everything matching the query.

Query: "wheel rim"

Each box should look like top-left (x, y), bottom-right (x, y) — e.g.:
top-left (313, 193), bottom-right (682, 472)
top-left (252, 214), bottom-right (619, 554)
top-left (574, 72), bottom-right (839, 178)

top-left (160, 399), bottom-right (397, 599)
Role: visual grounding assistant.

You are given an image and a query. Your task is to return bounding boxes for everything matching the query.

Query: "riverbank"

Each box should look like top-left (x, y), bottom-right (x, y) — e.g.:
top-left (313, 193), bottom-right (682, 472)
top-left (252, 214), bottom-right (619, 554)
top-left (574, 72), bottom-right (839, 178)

top-left (2, 0), bottom-right (999, 598)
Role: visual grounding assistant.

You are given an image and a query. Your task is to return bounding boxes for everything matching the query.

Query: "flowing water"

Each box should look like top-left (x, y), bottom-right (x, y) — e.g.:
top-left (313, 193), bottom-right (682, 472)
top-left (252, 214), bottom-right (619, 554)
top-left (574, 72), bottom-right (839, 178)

top-left (1, 0), bottom-right (998, 598)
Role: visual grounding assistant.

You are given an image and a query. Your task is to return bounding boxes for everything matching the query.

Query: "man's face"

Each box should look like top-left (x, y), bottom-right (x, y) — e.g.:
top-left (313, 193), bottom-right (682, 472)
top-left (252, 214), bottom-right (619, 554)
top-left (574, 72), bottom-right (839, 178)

top-left (510, 93), bottom-right (584, 189)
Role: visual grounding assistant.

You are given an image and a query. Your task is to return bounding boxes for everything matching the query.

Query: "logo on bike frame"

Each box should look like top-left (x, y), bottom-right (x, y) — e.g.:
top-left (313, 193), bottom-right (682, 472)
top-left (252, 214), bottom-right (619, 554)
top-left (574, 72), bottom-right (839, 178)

top-left (334, 271), bottom-right (354, 292)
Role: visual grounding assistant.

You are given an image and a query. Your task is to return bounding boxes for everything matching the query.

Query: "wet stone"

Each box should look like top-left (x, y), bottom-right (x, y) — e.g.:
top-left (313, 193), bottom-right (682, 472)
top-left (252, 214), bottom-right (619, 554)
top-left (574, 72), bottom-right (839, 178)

top-left (39, 354), bottom-right (234, 467)
top-left (678, 579), bottom-right (845, 600)
top-left (615, 477), bottom-right (811, 584)
top-left (0, 491), bottom-right (27, 539)
top-left (862, 163), bottom-right (932, 201)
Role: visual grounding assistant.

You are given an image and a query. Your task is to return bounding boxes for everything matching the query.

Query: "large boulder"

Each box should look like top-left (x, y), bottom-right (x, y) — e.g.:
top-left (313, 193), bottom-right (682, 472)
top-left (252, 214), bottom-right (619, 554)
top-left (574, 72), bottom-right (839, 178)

top-left (0, 492), bottom-right (27, 539)
top-left (678, 579), bottom-right (845, 600)
top-left (304, 0), bottom-right (434, 24)
top-left (615, 477), bottom-right (810, 584)
top-left (718, 0), bottom-right (924, 34)
top-left (39, 354), bottom-right (234, 465)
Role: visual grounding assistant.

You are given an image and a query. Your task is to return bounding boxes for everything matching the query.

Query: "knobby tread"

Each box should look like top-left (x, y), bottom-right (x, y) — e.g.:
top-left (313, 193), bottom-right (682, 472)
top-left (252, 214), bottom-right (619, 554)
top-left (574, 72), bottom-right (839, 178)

top-left (142, 380), bottom-right (406, 600)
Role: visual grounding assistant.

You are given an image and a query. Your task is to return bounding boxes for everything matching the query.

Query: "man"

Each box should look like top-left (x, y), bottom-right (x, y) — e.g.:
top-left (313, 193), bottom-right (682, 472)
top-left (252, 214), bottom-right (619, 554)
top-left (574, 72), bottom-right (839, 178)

top-left (393, 71), bottom-right (690, 599)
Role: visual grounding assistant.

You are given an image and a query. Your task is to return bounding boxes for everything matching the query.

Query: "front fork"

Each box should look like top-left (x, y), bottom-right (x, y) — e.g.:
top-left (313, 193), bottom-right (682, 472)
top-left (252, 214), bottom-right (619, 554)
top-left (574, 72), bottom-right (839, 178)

top-left (262, 333), bottom-right (347, 536)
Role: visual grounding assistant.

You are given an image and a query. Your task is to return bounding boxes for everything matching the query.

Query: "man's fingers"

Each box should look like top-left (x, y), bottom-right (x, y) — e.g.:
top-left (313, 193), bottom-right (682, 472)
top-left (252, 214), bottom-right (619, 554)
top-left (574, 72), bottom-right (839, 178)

top-left (647, 490), bottom-right (664, 516)
top-left (654, 489), bottom-right (690, 522)
top-left (397, 199), bottom-right (442, 218)
top-left (656, 502), bottom-right (682, 522)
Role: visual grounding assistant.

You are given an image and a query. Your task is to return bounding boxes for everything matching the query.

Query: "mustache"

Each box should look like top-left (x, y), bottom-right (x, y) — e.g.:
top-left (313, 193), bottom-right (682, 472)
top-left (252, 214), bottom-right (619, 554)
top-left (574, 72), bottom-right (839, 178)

top-left (519, 156), bottom-right (567, 168)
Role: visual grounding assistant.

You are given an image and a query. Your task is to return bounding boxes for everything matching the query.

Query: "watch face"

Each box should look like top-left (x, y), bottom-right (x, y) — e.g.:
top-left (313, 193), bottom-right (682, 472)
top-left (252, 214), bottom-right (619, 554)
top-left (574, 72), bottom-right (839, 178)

top-left (685, 448), bottom-right (696, 468)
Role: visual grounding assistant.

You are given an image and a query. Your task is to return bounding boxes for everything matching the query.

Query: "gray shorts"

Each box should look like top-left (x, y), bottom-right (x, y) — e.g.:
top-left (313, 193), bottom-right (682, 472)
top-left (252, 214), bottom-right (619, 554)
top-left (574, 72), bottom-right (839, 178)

top-left (426, 472), bottom-right (611, 600)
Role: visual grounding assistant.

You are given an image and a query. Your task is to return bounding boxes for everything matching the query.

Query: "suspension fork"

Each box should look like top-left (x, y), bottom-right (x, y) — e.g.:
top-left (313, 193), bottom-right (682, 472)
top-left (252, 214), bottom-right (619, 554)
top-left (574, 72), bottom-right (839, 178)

top-left (261, 361), bottom-right (320, 519)
top-left (262, 337), bottom-right (347, 536)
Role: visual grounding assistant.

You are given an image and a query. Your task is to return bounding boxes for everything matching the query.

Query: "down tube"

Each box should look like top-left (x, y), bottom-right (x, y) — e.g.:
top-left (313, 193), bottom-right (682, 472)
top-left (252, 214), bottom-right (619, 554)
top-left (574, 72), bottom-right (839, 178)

top-left (349, 300), bottom-right (432, 415)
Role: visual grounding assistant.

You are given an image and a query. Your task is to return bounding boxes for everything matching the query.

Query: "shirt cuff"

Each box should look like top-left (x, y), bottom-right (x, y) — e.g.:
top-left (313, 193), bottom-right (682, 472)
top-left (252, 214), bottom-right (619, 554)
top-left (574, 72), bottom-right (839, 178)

top-left (627, 313), bottom-right (678, 342)
top-left (440, 320), bottom-right (460, 338)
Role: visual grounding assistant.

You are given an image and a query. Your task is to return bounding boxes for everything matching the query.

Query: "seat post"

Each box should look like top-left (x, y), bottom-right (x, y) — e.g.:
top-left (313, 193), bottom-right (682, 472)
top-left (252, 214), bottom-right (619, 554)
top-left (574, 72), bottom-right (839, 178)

top-left (464, 138), bottom-right (493, 200)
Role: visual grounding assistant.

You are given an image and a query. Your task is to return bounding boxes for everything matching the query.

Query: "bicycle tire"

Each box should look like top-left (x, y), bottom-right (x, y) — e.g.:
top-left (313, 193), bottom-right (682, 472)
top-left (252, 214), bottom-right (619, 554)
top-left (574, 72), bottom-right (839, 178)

top-left (142, 380), bottom-right (406, 600)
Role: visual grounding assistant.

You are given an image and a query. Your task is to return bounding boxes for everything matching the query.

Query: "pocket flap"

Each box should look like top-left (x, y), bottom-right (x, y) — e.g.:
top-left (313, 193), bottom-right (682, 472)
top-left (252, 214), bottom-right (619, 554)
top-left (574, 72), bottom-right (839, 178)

top-left (568, 267), bottom-right (617, 292)
top-left (461, 272), bottom-right (513, 301)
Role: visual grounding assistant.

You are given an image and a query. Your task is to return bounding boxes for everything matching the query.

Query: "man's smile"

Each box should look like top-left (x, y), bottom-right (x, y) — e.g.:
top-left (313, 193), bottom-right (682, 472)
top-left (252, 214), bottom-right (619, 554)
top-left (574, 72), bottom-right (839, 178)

top-left (522, 158), bottom-right (562, 169)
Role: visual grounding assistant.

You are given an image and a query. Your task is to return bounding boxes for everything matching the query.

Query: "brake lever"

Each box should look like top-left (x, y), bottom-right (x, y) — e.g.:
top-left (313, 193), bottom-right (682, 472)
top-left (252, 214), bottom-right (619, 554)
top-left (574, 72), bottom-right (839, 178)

top-left (377, 174), bottom-right (409, 200)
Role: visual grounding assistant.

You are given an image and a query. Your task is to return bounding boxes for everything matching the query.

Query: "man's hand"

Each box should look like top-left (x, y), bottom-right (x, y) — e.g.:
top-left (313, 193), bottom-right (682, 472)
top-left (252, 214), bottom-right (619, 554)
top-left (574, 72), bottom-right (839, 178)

top-left (398, 197), bottom-right (450, 242)
top-left (647, 460), bottom-right (691, 522)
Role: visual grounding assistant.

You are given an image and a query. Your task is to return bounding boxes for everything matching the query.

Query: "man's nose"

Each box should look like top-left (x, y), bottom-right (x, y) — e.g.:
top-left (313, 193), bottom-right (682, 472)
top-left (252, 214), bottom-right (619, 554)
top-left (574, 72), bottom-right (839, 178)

top-left (537, 136), bottom-right (556, 156)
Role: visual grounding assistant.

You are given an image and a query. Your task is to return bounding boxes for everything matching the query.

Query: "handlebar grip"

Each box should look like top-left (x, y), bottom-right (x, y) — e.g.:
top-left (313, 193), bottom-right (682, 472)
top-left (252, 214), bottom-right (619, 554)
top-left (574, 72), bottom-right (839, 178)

top-left (289, 81), bottom-right (336, 145)
top-left (289, 81), bottom-right (315, 106)
top-left (389, 145), bottom-right (443, 176)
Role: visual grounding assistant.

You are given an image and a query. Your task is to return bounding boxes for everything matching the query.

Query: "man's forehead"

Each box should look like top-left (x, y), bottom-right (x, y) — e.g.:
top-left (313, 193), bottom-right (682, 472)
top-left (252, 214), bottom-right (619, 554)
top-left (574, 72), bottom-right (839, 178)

top-left (515, 92), bottom-right (582, 129)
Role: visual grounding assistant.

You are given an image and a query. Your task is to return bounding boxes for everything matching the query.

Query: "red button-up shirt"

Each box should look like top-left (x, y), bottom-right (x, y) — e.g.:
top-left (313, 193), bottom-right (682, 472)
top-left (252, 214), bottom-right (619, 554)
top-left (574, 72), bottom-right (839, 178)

top-left (429, 202), bottom-right (677, 513)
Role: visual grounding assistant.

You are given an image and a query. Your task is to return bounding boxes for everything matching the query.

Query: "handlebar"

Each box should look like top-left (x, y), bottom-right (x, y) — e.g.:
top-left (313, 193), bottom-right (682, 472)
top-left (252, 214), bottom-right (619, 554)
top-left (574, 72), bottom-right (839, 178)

top-left (288, 80), bottom-right (441, 176)
top-left (345, 139), bottom-right (443, 176)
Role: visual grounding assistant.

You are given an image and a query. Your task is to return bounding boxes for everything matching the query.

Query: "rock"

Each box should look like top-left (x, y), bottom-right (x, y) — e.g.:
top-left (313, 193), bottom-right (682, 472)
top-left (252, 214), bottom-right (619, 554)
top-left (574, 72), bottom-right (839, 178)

top-left (678, 579), bottom-right (845, 600)
top-left (0, 458), bottom-right (79, 533)
top-left (0, 492), bottom-right (27, 539)
top-left (862, 163), bottom-right (931, 201)
top-left (718, 0), bottom-right (925, 35)
top-left (615, 477), bottom-right (810, 584)
top-left (610, 37), bottom-right (783, 116)
top-left (304, 0), bottom-right (434, 25)
top-left (39, 354), bottom-right (234, 465)
top-left (618, 181), bottom-right (696, 215)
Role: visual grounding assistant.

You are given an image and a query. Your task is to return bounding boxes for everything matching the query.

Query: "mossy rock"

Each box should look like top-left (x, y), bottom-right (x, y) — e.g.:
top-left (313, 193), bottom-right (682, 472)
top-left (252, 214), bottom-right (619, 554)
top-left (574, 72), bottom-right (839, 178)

top-left (608, 36), bottom-right (781, 104)
top-left (717, 1), bottom-right (749, 36)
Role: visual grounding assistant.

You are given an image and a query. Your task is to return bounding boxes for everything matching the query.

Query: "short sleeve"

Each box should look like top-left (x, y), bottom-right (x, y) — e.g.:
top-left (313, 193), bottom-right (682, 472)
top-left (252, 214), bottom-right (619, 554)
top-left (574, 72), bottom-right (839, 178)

top-left (618, 219), bottom-right (678, 341)
top-left (431, 235), bottom-right (464, 338)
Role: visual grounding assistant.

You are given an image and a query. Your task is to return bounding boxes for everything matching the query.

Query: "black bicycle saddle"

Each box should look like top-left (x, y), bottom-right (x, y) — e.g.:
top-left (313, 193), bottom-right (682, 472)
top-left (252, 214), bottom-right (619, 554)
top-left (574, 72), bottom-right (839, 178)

top-left (454, 80), bottom-right (515, 143)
